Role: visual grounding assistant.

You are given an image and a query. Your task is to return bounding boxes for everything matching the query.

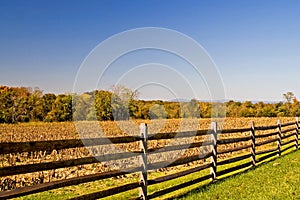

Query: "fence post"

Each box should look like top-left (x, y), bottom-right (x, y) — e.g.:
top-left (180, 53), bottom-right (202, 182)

top-left (139, 123), bottom-right (148, 200)
top-left (250, 122), bottom-right (256, 166)
top-left (210, 122), bottom-right (217, 180)
top-left (295, 117), bottom-right (299, 149)
top-left (277, 120), bottom-right (282, 156)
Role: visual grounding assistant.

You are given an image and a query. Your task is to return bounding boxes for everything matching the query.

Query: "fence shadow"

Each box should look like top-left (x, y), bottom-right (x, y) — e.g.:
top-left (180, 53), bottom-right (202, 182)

top-left (169, 150), bottom-right (297, 200)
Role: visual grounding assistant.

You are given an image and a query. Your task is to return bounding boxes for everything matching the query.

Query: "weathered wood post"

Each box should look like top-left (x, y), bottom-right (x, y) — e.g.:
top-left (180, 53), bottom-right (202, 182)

top-left (210, 122), bottom-right (217, 180)
top-left (277, 120), bottom-right (282, 156)
top-left (295, 117), bottom-right (299, 149)
top-left (139, 123), bottom-right (148, 200)
top-left (250, 122), bottom-right (256, 166)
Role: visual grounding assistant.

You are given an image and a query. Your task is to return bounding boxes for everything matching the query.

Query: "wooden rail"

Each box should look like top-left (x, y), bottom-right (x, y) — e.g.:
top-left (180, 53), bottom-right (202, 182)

top-left (0, 167), bottom-right (142, 199)
top-left (0, 117), bottom-right (299, 199)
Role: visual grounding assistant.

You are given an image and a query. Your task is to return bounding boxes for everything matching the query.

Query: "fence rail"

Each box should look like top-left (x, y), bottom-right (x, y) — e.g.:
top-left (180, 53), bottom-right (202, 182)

top-left (0, 117), bottom-right (299, 199)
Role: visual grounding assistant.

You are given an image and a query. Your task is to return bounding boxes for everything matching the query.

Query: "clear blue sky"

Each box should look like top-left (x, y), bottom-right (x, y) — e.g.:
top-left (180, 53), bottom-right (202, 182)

top-left (0, 0), bottom-right (299, 101)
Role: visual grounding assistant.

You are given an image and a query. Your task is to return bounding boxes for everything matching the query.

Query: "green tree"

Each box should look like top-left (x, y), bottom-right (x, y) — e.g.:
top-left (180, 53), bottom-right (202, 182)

top-left (73, 93), bottom-right (94, 121)
top-left (110, 85), bottom-right (138, 120)
top-left (42, 93), bottom-right (56, 119)
top-left (181, 99), bottom-right (200, 118)
top-left (226, 100), bottom-right (241, 117)
top-left (94, 90), bottom-right (113, 120)
top-left (149, 104), bottom-right (167, 119)
top-left (27, 88), bottom-right (44, 121)
top-left (46, 94), bottom-right (72, 122)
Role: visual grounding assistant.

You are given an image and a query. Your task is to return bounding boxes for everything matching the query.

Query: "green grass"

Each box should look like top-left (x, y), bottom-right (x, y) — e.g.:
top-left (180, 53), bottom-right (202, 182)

top-left (175, 150), bottom-right (300, 200)
top-left (16, 175), bottom-right (140, 200)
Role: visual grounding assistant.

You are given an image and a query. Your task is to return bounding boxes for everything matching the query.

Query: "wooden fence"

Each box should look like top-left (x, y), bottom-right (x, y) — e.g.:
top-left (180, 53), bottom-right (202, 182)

top-left (0, 117), bottom-right (299, 199)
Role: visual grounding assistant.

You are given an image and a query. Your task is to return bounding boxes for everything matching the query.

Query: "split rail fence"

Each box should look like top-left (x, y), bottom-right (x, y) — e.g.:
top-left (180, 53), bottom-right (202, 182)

top-left (0, 117), bottom-right (299, 199)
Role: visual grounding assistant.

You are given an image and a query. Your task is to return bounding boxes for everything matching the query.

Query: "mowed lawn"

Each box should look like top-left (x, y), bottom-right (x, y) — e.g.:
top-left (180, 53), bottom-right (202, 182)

top-left (176, 150), bottom-right (300, 200)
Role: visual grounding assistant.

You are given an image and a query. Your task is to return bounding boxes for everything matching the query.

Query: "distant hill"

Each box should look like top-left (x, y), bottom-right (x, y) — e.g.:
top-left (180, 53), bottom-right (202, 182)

top-left (168, 98), bottom-right (281, 104)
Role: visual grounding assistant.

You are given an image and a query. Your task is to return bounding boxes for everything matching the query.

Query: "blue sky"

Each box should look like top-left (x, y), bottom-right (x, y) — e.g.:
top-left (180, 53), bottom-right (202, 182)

top-left (0, 0), bottom-right (299, 101)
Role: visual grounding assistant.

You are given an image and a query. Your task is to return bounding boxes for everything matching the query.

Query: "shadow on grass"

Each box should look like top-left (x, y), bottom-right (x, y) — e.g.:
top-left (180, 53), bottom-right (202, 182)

top-left (169, 150), bottom-right (298, 200)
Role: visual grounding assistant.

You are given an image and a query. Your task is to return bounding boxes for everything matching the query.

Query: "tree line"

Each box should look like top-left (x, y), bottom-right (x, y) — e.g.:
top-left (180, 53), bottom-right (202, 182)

top-left (0, 85), bottom-right (299, 123)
